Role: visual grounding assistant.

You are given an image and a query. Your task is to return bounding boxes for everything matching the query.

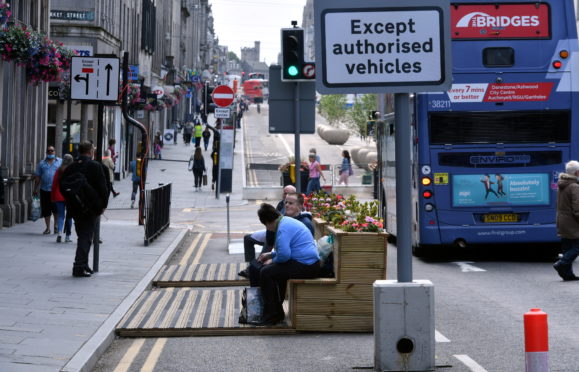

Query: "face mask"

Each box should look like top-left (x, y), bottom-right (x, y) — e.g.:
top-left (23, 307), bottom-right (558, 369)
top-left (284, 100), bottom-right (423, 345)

top-left (47, 154), bottom-right (56, 159)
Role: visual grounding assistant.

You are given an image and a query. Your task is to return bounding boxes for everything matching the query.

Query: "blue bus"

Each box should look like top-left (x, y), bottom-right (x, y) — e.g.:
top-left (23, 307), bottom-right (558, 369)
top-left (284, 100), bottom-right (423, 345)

top-left (378, 0), bottom-right (579, 256)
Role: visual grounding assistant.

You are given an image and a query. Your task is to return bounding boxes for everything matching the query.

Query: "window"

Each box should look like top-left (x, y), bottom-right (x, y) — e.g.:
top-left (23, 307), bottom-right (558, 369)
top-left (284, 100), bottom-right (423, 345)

top-left (429, 111), bottom-right (570, 144)
top-left (483, 47), bottom-right (514, 67)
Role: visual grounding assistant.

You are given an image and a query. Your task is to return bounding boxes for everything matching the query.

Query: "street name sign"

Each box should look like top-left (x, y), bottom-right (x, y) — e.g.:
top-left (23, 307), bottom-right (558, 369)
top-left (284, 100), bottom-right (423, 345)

top-left (314, 0), bottom-right (451, 94)
top-left (214, 107), bottom-right (231, 119)
top-left (70, 56), bottom-right (120, 101)
top-left (211, 85), bottom-right (235, 107)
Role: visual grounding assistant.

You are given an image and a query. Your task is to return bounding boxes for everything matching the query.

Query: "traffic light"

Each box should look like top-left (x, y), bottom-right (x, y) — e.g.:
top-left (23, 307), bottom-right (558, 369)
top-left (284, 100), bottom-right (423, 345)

top-left (281, 27), bottom-right (304, 81)
top-left (202, 85), bottom-right (215, 114)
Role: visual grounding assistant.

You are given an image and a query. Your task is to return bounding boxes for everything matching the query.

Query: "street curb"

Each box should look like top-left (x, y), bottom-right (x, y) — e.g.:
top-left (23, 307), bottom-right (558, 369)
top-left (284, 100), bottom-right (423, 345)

top-left (60, 228), bottom-right (188, 372)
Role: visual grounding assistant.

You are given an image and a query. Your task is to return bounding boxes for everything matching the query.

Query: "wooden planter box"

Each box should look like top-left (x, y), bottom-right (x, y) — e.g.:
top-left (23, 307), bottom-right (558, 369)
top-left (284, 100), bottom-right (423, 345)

top-left (288, 225), bottom-right (388, 332)
top-left (312, 217), bottom-right (329, 240)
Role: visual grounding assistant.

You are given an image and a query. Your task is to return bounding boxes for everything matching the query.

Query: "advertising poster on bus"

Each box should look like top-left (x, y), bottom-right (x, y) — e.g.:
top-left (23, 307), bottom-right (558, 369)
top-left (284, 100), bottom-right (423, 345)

top-left (452, 173), bottom-right (550, 207)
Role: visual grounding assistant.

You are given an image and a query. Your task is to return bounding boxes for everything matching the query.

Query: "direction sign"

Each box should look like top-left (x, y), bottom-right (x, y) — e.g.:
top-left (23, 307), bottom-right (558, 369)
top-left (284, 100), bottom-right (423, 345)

top-left (214, 107), bottom-right (231, 119)
top-left (314, 0), bottom-right (451, 94)
top-left (70, 56), bottom-right (120, 101)
top-left (211, 85), bottom-right (235, 107)
top-left (303, 63), bottom-right (315, 79)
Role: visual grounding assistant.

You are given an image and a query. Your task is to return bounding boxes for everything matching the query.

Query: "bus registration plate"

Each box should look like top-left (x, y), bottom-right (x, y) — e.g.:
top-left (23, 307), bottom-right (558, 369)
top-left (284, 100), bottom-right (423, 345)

top-left (483, 213), bottom-right (519, 223)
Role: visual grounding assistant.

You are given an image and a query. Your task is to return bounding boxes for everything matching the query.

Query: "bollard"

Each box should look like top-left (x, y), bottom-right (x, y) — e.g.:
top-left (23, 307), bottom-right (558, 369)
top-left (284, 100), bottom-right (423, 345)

top-left (524, 308), bottom-right (549, 372)
top-left (226, 194), bottom-right (230, 245)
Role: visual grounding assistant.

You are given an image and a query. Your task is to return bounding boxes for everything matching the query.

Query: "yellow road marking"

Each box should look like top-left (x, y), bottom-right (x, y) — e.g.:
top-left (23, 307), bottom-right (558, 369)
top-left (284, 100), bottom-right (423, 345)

top-left (190, 233), bottom-right (212, 266)
top-left (179, 233), bottom-right (203, 265)
top-left (112, 338), bottom-right (145, 372)
top-left (140, 338), bottom-right (168, 372)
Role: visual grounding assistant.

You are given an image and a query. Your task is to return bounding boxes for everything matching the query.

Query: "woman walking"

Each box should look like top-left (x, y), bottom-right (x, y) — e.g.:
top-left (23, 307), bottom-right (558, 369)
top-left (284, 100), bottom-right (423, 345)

top-left (306, 153), bottom-right (326, 195)
top-left (189, 147), bottom-right (206, 191)
top-left (202, 126), bottom-right (211, 151)
top-left (51, 154), bottom-right (74, 243)
top-left (338, 150), bottom-right (352, 185)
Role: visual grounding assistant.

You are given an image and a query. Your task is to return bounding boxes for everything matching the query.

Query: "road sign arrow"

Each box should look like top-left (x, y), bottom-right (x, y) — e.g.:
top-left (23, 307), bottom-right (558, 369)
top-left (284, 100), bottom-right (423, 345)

top-left (105, 64), bottom-right (113, 96)
top-left (74, 74), bottom-right (89, 95)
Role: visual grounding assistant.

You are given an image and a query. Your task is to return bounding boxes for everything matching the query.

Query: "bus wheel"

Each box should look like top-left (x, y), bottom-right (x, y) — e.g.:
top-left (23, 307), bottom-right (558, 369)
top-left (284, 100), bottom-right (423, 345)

top-left (412, 244), bottom-right (428, 258)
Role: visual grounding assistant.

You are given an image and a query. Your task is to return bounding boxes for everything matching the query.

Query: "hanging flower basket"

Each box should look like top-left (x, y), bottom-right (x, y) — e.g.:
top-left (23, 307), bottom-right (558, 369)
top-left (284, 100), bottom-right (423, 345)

top-left (0, 12), bottom-right (76, 85)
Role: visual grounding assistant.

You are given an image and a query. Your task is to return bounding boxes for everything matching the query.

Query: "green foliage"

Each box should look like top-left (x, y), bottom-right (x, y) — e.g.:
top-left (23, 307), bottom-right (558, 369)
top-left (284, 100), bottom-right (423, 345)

top-left (347, 94), bottom-right (377, 138)
top-left (227, 51), bottom-right (240, 63)
top-left (318, 94), bottom-right (348, 126)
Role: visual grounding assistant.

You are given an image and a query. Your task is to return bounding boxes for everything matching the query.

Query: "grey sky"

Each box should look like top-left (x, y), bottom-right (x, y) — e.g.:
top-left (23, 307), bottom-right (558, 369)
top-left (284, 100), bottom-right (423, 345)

top-left (211, 0), bottom-right (307, 65)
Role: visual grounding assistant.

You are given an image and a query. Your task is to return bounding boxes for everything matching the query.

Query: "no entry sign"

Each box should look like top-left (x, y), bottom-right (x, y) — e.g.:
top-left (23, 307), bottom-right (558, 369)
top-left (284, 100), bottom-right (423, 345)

top-left (211, 85), bottom-right (235, 107)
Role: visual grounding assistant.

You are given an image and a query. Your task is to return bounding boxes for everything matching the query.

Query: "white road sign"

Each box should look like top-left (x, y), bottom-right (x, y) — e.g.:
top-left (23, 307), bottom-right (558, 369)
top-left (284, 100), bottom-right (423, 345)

top-left (314, 0), bottom-right (451, 94)
top-left (70, 56), bottom-right (120, 101)
top-left (214, 108), bottom-right (231, 119)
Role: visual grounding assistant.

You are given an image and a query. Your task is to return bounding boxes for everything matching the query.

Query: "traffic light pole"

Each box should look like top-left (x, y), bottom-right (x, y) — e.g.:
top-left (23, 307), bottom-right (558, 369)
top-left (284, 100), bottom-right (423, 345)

top-left (294, 82), bottom-right (301, 193)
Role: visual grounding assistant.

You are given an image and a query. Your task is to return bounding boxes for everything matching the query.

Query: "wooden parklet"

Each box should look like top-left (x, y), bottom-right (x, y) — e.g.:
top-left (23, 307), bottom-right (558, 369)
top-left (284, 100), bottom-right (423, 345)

top-left (287, 225), bottom-right (388, 332)
top-left (312, 217), bottom-right (329, 240)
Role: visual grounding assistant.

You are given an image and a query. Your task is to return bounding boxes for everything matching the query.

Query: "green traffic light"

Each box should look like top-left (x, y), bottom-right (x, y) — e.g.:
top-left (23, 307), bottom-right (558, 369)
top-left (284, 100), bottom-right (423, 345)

top-left (288, 65), bottom-right (299, 77)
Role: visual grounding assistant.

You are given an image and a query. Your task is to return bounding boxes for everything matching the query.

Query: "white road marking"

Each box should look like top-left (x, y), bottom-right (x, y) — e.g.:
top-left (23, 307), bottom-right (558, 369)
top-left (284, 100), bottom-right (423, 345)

top-left (435, 330), bottom-right (450, 343)
top-left (277, 134), bottom-right (294, 157)
top-left (454, 354), bottom-right (488, 372)
top-left (453, 261), bottom-right (486, 272)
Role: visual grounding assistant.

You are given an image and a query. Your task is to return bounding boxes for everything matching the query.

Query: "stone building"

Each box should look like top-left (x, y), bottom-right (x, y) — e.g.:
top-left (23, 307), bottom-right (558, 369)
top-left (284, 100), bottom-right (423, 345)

top-left (0, 0), bottom-right (218, 227)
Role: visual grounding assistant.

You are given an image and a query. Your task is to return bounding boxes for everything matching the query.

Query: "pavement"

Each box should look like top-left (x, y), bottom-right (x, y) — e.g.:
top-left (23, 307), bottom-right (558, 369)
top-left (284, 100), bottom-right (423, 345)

top-left (0, 105), bottom-right (374, 372)
top-left (0, 116), bottom-right (248, 372)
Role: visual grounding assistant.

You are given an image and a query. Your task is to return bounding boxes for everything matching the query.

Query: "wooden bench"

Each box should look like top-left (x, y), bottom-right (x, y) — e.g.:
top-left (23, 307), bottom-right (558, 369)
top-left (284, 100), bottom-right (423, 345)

top-left (287, 225), bottom-right (387, 332)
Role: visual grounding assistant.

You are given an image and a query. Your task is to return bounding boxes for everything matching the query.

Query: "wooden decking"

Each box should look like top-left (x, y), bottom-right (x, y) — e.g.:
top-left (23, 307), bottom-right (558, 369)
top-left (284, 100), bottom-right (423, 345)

top-left (153, 263), bottom-right (249, 287)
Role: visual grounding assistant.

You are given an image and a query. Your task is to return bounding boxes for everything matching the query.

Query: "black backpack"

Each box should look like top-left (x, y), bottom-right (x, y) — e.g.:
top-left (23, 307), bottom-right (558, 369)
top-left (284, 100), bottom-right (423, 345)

top-left (60, 162), bottom-right (99, 217)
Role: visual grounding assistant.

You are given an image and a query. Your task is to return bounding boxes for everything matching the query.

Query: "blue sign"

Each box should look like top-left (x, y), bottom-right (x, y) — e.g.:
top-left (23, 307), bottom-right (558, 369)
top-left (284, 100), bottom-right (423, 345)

top-left (452, 173), bottom-right (550, 207)
top-left (129, 65), bottom-right (139, 81)
top-left (191, 75), bottom-right (201, 83)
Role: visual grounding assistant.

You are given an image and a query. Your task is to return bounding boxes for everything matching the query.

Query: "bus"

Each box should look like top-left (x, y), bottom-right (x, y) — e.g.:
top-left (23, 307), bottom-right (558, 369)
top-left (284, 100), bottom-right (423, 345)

top-left (379, 0), bottom-right (579, 256)
top-left (242, 78), bottom-right (269, 103)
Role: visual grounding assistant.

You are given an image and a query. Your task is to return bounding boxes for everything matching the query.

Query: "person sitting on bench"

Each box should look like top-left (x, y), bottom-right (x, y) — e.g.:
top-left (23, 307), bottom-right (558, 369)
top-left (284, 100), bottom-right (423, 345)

top-left (253, 203), bottom-right (320, 326)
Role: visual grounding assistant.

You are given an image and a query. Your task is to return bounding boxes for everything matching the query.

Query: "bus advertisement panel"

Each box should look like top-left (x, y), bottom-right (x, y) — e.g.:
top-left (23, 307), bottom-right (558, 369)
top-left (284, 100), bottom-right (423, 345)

top-left (451, 173), bottom-right (550, 207)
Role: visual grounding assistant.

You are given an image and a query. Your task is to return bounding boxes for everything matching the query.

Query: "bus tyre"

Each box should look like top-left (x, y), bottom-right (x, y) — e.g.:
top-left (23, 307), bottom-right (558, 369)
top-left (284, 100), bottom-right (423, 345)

top-left (412, 244), bottom-right (428, 258)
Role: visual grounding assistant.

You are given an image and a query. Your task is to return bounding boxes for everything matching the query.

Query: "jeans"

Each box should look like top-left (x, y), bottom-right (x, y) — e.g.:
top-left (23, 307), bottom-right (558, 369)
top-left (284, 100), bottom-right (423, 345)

top-left (306, 177), bottom-right (321, 195)
top-left (55, 201), bottom-right (72, 235)
top-left (131, 181), bottom-right (140, 201)
top-left (560, 238), bottom-right (579, 267)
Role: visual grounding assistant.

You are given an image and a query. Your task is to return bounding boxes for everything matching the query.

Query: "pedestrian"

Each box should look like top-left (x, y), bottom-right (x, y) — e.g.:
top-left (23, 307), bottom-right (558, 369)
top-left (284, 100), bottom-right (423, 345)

top-left (275, 185), bottom-right (296, 216)
top-left (153, 138), bottom-right (162, 160)
top-left (306, 153), bottom-right (326, 195)
top-left (253, 203), bottom-right (320, 325)
top-left (554, 160), bottom-right (579, 281)
top-left (183, 122), bottom-right (193, 145)
top-left (60, 142), bottom-right (109, 278)
top-left (210, 148), bottom-right (219, 190)
top-left (338, 150), bottom-right (352, 186)
top-left (188, 147), bottom-right (206, 191)
top-left (107, 139), bottom-right (118, 164)
top-left (194, 121), bottom-right (203, 148)
top-left (51, 154), bottom-right (74, 243)
top-left (102, 150), bottom-right (120, 197)
top-left (34, 146), bottom-right (62, 234)
top-left (309, 147), bottom-right (321, 163)
top-left (130, 154), bottom-right (141, 209)
top-left (202, 126), bottom-right (211, 151)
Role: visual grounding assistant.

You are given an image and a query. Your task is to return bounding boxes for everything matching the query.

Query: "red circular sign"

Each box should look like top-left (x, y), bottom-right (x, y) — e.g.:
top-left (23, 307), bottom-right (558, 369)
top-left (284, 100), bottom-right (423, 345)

top-left (211, 85), bottom-right (235, 107)
top-left (303, 63), bottom-right (315, 78)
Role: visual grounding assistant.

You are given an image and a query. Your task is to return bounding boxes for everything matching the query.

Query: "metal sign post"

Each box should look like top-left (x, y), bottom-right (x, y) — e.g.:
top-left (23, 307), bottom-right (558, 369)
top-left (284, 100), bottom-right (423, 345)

top-left (314, 1), bottom-right (452, 370)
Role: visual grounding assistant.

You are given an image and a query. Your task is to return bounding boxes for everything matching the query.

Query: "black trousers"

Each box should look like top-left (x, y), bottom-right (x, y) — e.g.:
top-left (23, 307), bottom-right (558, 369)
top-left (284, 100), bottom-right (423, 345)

top-left (259, 260), bottom-right (320, 319)
top-left (73, 214), bottom-right (96, 272)
top-left (193, 169), bottom-right (203, 187)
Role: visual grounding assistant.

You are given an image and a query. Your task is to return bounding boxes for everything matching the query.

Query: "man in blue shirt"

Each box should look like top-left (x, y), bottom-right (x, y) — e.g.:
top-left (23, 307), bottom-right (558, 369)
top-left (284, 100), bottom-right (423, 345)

top-left (34, 146), bottom-right (62, 234)
top-left (255, 203), bottom-right (320, 325)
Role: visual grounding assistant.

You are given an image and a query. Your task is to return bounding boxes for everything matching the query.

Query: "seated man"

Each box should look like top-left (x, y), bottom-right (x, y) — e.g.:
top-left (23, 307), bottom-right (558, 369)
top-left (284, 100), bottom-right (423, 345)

top-left (239, 185), bottom-right (297, 271)
top-left (239, 191), bottom-right (313, 279)
top-left (255, 203), bottom-right (320, 325)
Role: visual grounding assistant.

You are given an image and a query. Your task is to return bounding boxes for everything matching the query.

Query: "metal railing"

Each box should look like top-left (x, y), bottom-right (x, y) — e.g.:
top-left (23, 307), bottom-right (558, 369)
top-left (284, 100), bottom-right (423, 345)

top-left (144, 183), bottom-right (172, 246)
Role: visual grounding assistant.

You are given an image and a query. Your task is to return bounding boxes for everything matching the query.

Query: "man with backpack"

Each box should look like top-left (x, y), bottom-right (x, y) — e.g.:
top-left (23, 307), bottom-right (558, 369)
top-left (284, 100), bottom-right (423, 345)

top-left (60, 142), bottom-right (109, 278)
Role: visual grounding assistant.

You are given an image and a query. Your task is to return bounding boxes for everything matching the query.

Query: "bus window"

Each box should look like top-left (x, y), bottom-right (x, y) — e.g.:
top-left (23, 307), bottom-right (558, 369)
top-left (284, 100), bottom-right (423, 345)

top-left (483, 47), bottom-right (515, 67)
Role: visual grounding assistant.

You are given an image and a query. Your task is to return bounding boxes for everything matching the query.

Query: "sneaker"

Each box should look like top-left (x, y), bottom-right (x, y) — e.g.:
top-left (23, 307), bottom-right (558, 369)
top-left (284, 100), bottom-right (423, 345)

top-left (131, 201), bottom-right (135, 209)
top-left (553, 261), bottom-right (579, 281)
top-left (43, 228), bottom-right (51, 235)
top-left (56, 235), bottom-right (62, 243)
top-left (238, 269), bottom-right (249, 278)
top-left (113, 191), bottom-right (120, 198)
top-left (65, 235), bottom-right (72, 243)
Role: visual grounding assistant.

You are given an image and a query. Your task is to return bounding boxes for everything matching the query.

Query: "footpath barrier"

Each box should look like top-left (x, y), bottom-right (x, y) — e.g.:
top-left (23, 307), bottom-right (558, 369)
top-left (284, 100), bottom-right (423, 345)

top-left (144, 183), bottom-right (171, 246)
